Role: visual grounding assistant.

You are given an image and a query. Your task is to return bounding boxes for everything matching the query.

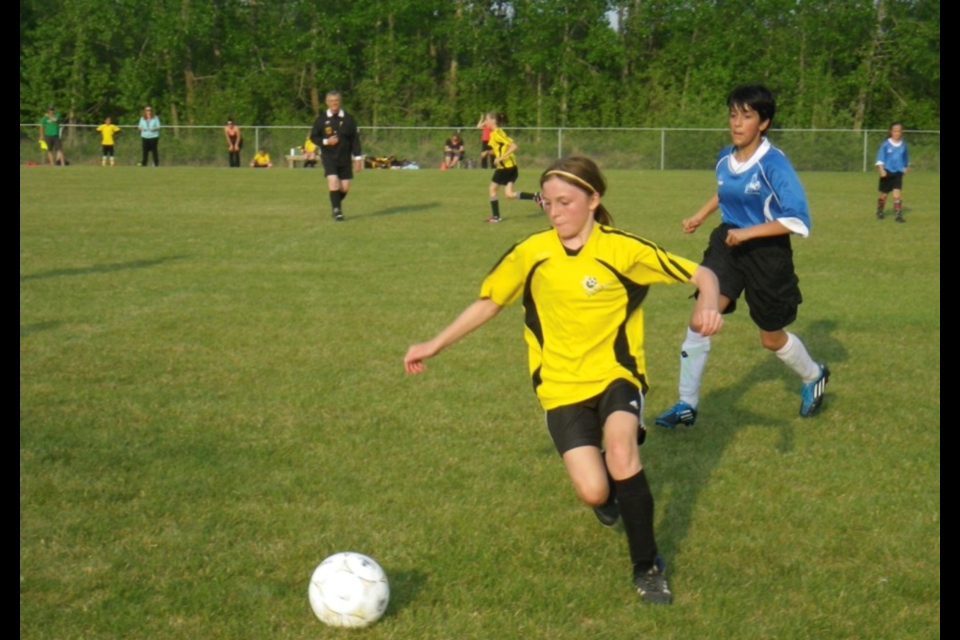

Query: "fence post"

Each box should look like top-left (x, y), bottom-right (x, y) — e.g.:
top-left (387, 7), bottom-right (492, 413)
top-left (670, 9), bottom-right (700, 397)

top-left (255, 127), bottom-right (261, 155)
top-left (558, 128), bottom-right (563, 159)
top-left (661, 129), bottom-right (666, 171)
top-left (863, 130), bottom-right (869, 173)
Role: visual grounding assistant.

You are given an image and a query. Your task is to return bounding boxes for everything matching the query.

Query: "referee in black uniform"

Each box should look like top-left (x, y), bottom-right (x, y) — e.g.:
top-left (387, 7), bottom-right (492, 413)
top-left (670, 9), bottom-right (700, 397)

top-left (310, 91), bottom-right (363, 222)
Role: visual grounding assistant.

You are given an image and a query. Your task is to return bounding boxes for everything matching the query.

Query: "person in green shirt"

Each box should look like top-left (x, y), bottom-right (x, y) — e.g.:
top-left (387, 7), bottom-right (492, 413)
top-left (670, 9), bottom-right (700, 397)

top-left (39, 106), bottom-right (65, 166)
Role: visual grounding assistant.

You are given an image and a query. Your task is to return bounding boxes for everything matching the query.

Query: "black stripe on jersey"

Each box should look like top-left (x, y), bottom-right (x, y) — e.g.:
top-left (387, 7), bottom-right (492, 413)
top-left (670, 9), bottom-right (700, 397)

top-left (523, 259), bottom-right (549, 349)
top-left (523, 259), bottom-right (549, 391)
top-left (484, 230), bottom-right (554, 276)
top-left (596, 259), bottom-right (651, 393)
top-left (598, 227), bottom-right (693, 282)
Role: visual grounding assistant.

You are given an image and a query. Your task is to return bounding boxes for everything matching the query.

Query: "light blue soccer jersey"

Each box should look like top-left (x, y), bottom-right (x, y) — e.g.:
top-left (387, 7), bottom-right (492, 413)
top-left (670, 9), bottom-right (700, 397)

top-left (876, 139), bottom-right (910, 173)
top-left (716, 139), bottom-right (810, 237)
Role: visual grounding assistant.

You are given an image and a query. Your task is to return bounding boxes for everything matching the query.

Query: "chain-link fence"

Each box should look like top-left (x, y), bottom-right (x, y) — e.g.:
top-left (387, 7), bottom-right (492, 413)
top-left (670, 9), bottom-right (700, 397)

top-left (20, 124), bottom-right (940, 172)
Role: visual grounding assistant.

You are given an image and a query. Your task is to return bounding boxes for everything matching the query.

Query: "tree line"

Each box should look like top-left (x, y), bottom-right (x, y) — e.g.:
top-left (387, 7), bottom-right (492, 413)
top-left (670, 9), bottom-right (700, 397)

top-left (20, 0), bottom-right (939, 132)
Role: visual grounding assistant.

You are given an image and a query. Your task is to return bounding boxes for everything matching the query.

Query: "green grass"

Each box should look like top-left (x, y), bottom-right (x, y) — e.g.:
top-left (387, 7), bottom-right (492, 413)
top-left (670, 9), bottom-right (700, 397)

top-left (21, 166), bottom-right (940, 640)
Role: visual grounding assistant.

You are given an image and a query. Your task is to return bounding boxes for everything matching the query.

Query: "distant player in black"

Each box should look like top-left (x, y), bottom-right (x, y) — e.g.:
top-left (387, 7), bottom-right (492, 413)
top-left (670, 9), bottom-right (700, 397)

top-left (310, 91), bottom-right (363, 222)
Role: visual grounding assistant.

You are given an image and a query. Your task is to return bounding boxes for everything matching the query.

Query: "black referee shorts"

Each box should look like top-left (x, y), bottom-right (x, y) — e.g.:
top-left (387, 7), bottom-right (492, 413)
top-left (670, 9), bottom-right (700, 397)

top-left (545, 380), bottom-right (645, 457)
top-left (701, 223), bottom-right (802, 332)
top-left (322, 157), bottom-right (354, 181)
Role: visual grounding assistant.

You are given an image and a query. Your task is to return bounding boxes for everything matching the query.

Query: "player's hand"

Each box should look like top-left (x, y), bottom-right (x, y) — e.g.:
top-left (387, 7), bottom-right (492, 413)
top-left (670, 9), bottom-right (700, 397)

top-left (880, 168), bottom-right (888, 178)
top-left (682, 214), bottom-right (704, 234)
top-left (725, 228), bottom-right (749, 247)
top-left (693, 309), bottom-right (724, 338)
top-left (404, 343), bottom-right (438, 375)
top-left (354, 159), bottom-right (363, 173)
top-left (328, 134), bottom-right (339, 146)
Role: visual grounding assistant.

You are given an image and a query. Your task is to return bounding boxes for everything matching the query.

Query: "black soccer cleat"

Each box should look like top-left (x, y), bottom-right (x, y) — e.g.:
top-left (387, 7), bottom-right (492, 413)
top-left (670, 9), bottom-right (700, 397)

top-left (634, 555), bottom-right (673, 605)
top-left (593, 498), bottom-right (620, 528)
top-left (332, 208), bottom-right (344, 222)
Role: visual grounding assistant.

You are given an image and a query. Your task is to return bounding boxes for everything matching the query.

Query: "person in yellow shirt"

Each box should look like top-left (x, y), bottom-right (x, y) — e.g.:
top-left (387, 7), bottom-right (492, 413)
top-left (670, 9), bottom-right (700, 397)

top-left (96, 118), bottom-right (122, 167)
top-left (481, 111), bottom-right (540, 222)
top-left (405, 156), bottom-right (723, 605)
top-left (303, 137), bottom-right (319, 169)
top-left (250, 149), bottom-right (273, 168)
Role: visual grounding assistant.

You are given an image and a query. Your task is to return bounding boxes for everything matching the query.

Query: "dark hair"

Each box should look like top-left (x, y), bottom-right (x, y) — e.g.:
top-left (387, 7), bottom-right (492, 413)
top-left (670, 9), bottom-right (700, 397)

top-left (539, 156), bottom-right (612, 226)
top-left (889, 122), bottom-right (905, 135)
top-left (486, 111), bottom-right (507, 126)
top-left (727, 85), bottom-right (776, 126)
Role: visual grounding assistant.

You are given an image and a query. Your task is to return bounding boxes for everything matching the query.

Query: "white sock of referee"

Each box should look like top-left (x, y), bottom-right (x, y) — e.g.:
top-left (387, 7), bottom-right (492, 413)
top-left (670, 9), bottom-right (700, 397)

top-left (776, 333), bottom-right (821, 383)
top-left (678, 328), bottom-right (711, 408)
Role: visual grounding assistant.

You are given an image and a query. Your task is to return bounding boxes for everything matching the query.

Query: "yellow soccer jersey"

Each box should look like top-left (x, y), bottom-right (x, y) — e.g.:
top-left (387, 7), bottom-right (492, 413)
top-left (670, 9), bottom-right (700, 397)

top-left (488, 128), bottom-right (517, 169)
top-left (97, 124), bottom-right (121, 146)
top-left (480, 224), bottom-right (698, 410)
top-left (304, 138), bottom-right (317, 153)
top-left (253, 152), bottom-right (271, 165)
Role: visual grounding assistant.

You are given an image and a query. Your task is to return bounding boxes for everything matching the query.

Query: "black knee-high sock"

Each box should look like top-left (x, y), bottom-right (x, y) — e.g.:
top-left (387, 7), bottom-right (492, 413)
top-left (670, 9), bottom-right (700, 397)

top-left (616, 470), bottom-right (658, 572)
top-left (601, 452), bottom-right (618, 507)
top-left (490, 199), bottom-right (501, 219)
top-left (329, 190), bottom-right (343, 211)
top-left (340, 190), bottom-right (349, 203)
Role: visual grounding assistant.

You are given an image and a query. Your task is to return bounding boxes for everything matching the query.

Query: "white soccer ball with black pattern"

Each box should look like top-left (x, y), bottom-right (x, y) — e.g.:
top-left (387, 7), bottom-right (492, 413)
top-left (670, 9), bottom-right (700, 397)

top-left (308, 552), bottom-right (390, 628)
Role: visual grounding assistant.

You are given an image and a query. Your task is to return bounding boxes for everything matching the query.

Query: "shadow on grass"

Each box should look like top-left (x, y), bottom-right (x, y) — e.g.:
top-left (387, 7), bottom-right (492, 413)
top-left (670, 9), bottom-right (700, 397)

top-left (366, 202), bottom-right (442, 218)
top-left (19, 255), bottom-right (188, 283)
top-left (655, 318), bottom-right (848, 565)
top-left (20, 321), bottom-right (62, 338)
top-left (382, 569), bottom-right (428, 619)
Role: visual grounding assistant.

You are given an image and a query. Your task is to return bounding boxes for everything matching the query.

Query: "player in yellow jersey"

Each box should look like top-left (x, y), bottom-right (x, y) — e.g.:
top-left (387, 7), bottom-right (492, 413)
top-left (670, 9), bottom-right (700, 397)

top-left (405, 157), bottom-right (723, 605)
top-left (96, 118), bottom-right (121, 167)
top-left (482, 111), bottom-right (541, 222)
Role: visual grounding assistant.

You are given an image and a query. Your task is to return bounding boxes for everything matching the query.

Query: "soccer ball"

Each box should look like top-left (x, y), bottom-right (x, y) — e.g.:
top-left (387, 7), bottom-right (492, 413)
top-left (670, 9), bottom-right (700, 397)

top-left (308, 552), bottom-right (390, 628)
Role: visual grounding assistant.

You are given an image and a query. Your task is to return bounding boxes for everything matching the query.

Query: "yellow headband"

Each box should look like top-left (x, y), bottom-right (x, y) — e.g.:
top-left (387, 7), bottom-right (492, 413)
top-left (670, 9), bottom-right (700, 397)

top-left (543, 170), bottom-right (598, 194)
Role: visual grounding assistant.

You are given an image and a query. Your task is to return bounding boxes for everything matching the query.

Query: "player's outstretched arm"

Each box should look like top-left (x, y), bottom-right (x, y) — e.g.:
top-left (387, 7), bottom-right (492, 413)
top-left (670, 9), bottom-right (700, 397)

top-left (683, 194), bottom-right (720, 234)
top-left (688, 266), bottom-right (723, 337)
top-left (404, 298), bottom-right (502, 375)
top-left (725, 220), bottom-right (790, 247)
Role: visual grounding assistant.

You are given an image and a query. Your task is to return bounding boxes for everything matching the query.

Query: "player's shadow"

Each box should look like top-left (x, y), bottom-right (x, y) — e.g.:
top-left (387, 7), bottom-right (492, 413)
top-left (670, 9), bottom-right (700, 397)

top-left (20, 321), bottom-right (62, 338)
top-left (380, 569), bottom-right (428, 619)
top-left (654, 319), bottom-right (848, 562)
top-left (20, 255), bottom-right (187, 283)
top-left (367, 202), bottom-right (442, 218)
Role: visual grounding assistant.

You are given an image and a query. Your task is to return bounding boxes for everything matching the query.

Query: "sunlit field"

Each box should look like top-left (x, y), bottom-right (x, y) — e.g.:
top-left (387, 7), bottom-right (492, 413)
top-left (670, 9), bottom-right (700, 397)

top-left (21, 166), bottom-right (940, 640)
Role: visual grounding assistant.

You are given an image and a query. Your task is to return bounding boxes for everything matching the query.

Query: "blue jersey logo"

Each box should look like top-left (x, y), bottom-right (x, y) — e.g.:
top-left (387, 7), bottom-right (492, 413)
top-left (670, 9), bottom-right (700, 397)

top-left (745, 173), bottom-right (762, 195)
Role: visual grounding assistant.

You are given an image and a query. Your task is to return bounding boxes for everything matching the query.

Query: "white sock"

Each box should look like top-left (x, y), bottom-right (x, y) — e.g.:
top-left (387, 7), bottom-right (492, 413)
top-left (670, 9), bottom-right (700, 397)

top-left (679, 328), bottom-right (711, 408)
top-left (776, 333), bottom-right (821, 383)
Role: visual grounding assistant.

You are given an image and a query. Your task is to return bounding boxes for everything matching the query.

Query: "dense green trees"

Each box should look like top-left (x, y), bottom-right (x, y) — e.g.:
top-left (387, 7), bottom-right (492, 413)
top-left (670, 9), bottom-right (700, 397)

top-left (20, 0), bottom-right (939, 130)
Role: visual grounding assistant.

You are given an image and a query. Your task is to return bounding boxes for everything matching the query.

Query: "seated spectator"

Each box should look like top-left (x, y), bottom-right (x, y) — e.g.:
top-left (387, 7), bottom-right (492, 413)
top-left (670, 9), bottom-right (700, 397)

top-left (250, 149), bottom-right (273, 168)
top-left (303, 137), bottom-right (318, 168)
top-left (444, 132), bottom-right (465, 169)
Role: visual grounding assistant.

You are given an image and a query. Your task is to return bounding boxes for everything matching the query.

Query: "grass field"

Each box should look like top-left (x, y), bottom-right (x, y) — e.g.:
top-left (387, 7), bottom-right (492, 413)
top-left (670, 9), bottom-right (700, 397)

top-left (20, 166), bottom-right (940, 640)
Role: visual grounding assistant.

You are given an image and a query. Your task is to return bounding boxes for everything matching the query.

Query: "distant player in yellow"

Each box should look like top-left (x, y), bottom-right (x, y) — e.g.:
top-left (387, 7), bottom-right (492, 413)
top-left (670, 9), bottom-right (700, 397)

top-left (482, 111), bottom-right (541, 222)
top-left (96, 118), bottom-right (122, 166)
top-left (250, 149), bottom-right (273, 168)
top-left (405, 156), bottom-right (723, 605)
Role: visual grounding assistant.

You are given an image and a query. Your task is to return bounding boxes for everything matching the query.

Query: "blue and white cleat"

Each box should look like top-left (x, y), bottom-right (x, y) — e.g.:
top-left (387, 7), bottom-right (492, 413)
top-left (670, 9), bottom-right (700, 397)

top-left (655, 401), bottom-right (698, 429)
top-left (800, 364), bottom-right (831, 418)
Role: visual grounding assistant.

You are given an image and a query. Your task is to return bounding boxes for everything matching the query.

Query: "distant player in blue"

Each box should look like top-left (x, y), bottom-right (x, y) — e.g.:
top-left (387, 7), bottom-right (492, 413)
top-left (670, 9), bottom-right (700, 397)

top-left (656, 85), bottom-right (830, 428)
top-left (875, 123), bottom-right (910, 223)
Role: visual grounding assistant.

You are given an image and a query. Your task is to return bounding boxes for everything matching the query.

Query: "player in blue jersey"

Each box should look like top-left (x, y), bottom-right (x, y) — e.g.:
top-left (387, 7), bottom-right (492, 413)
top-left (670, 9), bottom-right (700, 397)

top-left (656, 85), bottom-right (830, 428)
top-left (875, 123), bottom-right (910, 223)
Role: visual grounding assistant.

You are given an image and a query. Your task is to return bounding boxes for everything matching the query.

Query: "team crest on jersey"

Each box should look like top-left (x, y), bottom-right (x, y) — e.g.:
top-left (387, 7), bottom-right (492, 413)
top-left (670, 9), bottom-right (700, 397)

top-left (324, 126), bottom-right (334, 136)
top-left (582, 275), bottom-right (613, 297)
top-left (745, 173), bottom-right (762, 195)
